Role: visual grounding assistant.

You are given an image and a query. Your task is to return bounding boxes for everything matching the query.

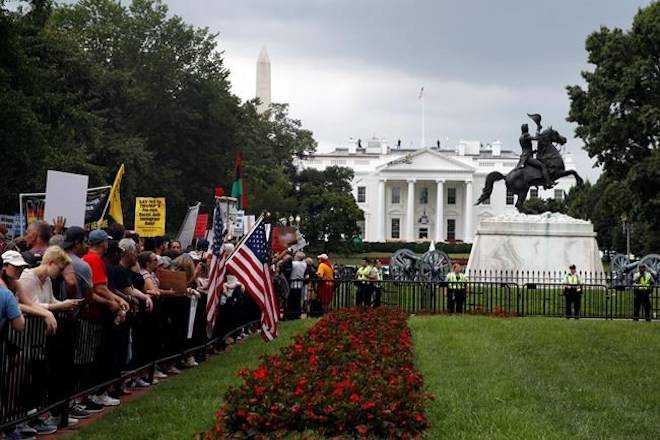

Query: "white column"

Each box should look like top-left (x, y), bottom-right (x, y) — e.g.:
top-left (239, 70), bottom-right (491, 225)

top-left (406, 179), bottom-right (416, 241)
top-left (377, 179), bottom-right (386, 241)
top-left (435, 179), bottom-right (444, 242)
top-left (463, 180), bottom-right (473, 242)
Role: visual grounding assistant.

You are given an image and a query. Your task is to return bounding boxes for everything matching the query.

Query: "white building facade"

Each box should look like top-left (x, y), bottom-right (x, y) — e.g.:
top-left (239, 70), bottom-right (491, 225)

top-left (296, 139), bottom-right (577, 243)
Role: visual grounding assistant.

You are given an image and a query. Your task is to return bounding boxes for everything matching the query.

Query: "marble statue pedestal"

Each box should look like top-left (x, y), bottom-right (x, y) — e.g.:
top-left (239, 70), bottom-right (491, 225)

top-left (467, 212), bottom-right (603, 277)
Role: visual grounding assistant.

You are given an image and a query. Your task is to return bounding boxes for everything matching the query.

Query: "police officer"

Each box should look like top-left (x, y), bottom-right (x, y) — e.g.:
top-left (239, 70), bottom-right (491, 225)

top-left (373, 259), bottom-right (384, 307)
top-left (632, 265), bottom-right (655, 322)
top-left (446, 263), bottom-right (467, 314)
top-left (355, 258), bottom-right (375, 307)
top-left (563, 264), bottom-right (582, 319)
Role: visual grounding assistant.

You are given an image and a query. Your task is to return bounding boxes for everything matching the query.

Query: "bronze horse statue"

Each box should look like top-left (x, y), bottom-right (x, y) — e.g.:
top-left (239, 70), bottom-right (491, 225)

top-left (476, 126), bottom-right (584, 212)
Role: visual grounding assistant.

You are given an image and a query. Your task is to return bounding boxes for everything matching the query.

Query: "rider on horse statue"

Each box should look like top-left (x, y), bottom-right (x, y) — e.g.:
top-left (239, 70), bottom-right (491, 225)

top-left (517, 114), bottom-right (554, 189)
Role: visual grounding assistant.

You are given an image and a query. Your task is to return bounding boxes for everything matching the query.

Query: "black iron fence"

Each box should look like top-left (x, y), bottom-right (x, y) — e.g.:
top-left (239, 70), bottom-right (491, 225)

top-left (0, 293), bottom-right (259, 432)
top-left (328, 270), bottom-right (660, 320)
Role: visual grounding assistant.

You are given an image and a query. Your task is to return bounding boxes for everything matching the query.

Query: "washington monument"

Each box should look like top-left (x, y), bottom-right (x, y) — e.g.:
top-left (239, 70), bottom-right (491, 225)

top-left (256, 46), bottom-right (271, 113)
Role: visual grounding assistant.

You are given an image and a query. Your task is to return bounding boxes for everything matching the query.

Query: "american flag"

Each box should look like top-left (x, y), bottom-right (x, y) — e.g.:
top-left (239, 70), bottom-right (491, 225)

top-left (226, 217), bottom-right (279, 341)
top-left (205, 199), bottom-right (227, 337)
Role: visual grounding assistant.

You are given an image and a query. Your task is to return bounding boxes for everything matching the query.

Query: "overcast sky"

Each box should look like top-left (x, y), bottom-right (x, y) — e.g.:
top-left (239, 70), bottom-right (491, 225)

top-left (165, 0), bottom-right (652, 182)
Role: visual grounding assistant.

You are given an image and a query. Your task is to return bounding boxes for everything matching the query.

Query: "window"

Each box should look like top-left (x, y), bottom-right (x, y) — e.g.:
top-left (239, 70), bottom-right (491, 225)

top-left (418, 227), bottom-right (429, 239)
top-left (447, 187), bottom-right (456, 205)
top-left (391, 218), bottom-right (400, 239)
top-left (506, 189), bottom-right (514, 205)
top-left (530, 188), bottom-right (538, 199)
top-left (420, 187), bottom-right (429, 205)
top-left (357, 186), bottom-right (366, 203)
top-left (447, 219), bottom-right (456, 241)
top-left (391, 187), bottom-right (401, 204)
top-left (554, 189), bottom-right (564, 200)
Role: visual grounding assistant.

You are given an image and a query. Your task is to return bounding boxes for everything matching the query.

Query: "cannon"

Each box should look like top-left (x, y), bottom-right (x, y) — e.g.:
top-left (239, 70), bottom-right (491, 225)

top-left (610, 253), bottom-right (660, 286)
top-left (389, 248), bottom-right (451, 282)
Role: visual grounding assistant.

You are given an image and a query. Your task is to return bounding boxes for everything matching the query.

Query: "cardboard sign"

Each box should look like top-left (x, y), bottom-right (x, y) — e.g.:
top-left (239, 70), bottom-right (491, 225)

top-left (134, 197), bottom-right (166, 237)
top-left (232, 210), bottom-right (245, 237)
top-left (44, 170), bottom-right (89, 228)
top-left (0, 214), bottom-right (21, 240)
top-left (194, 214), bottom-right (209, 239)
top-left (156, 269), bottom-right (187, 294)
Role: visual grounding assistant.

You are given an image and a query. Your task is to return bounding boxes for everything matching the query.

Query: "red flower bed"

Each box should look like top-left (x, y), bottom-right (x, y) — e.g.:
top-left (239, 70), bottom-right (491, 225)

top-left (208, 307), bottom-right (433, 439)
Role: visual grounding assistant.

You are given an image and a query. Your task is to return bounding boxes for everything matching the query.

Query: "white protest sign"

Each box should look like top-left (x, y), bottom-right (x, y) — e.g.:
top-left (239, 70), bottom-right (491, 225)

top-left (44, 170), bottom-right (89, 228)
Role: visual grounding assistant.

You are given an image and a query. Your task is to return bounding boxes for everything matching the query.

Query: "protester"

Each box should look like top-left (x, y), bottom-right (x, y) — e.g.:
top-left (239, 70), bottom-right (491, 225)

top-left (316, 254), bottom-right (335, 314)
top-left (60, 227), bottom-right (93, 301)
top-left (167, 240), bottom-right (182, 258)
top-left (25, 220), bottom-right (51, 253)
top-left (1, 250), bottom-right (58, 334)
top-left (0, 281), bottom-right (24, 330)
top-left (0, 224), bottom-right (8, 254)
top-left (138, 251), bottom-right (173, 296)
top-left (287, 252), bottom-right (306, 319)
top-left (82, 229), bottom-right (129, 407)
top-left (18, 246), bottom-right (82, 312)
top-left (303, 257), bottom-right (317, 316)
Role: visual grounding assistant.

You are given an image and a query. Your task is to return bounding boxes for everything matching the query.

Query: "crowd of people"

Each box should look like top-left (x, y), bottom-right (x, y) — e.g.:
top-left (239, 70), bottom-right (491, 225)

top-left (0, 219), bottom-right (259, 439)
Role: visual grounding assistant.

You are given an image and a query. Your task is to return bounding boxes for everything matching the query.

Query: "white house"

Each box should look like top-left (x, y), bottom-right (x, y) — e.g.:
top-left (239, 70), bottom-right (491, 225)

top-left (295, 138), bottom-right (577, 243)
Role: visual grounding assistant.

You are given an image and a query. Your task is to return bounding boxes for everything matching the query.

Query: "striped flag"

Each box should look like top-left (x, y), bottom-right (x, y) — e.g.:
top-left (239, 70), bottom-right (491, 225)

top-left (226, 217), bottom-right (278, 341)
top-left (205, 199), bottom-right (227, 337)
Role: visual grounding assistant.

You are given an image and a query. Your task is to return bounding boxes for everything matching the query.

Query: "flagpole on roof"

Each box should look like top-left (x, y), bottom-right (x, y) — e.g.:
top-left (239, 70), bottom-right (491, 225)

top-left (419, 86), bottom-right (425, 149)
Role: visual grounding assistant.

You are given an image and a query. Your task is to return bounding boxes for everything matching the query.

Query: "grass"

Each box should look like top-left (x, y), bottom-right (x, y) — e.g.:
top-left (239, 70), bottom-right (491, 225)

top-left (71, 319), bottom-right (316, 440)
top-left (410, 315), bottom-right (660, 440)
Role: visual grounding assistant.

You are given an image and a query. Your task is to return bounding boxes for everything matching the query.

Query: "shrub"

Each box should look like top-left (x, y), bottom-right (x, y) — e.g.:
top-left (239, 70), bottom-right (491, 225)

top-left (208, 308), bottom-right (433, 439)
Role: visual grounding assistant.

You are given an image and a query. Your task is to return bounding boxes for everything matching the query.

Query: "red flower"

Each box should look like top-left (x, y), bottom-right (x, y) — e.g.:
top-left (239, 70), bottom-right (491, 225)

top-left (356, 424), bottom-right (368, 435)
top-left (361, 401), bottom-right (376, 410)
top-left (349, 393), bottom-right (360, 403)
top-left (252, 366), bottom-right (268, 380)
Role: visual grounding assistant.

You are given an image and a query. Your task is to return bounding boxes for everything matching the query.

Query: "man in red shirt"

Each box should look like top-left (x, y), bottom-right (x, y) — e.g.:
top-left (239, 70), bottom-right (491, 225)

top-left (82, 229), bottom-right (129, 408)
top-left (83, 230), bottom-right (129, 314)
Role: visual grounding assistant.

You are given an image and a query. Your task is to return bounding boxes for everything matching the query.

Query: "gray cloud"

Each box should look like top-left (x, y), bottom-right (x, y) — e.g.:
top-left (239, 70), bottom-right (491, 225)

top-left (165, 0), bottom-right (652, 182)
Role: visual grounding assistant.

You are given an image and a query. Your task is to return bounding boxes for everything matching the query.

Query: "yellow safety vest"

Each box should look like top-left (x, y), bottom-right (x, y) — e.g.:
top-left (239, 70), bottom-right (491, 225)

top-left (635, 272), bottom-right (652, 291)
top-left (447, 272), bottom-right (467, 290)
top-left (357, 265), bottom-right (373, 281)
top-left (566, 274), bottom-right (580, 285)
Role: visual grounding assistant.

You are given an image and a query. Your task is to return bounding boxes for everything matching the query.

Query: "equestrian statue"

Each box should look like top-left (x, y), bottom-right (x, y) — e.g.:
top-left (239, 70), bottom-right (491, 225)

top-left (476, 113), bottom-right (584, 213)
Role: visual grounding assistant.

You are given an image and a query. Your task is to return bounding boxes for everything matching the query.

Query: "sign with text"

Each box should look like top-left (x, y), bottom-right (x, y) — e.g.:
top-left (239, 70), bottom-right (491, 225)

top-left (194, 213), bottom-right (209, 239)
top-left (44, 170), bottom-right (88, 228)
top-left (134, 197), bottom-right (166, 237)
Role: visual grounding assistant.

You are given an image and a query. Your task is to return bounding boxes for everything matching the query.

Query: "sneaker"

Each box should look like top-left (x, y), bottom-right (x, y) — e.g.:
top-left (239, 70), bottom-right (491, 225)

top-left (2, 429), bottom-right (32, 440)
top-left (153, 369), bottom-right (168, 379)
top-left (49, 416), bottom-right (79, 429)
top-left (70, 405), bottom-right (91, 419)
top-left (165, 365), bottom-right (181, 375)
top-left (90, 392), bottom-right (120, 407)
top-left (151, 377), bottom-right (159, 385)
top-left (133, 378), bottom-right (151, 388)
top-left (29, 420), bottom-right (57, 436)
top-left (82, 400), bottom-right (104, 413)
top-left (15, 424), bottom-right (37, 439)
top-left (182, 356), bottom-right (198, 368)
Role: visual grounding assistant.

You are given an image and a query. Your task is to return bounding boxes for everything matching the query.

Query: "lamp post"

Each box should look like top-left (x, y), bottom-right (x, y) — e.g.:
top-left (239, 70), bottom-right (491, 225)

top-left (621, 214), bottom-right (631, 259)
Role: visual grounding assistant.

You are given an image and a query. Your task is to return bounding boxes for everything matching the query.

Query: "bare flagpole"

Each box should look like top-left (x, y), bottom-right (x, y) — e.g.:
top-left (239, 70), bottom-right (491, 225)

top-left (419, 86), bottom-right (425, 149)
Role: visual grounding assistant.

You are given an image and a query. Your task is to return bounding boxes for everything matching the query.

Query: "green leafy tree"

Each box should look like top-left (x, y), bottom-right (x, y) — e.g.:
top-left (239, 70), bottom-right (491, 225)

top-left (566, 2), bottom-right (660, 252)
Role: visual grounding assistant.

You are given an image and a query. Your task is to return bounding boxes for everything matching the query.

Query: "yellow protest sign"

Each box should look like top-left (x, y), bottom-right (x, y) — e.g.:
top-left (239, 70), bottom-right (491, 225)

top-left (134, 197), bottom-right (166, 237)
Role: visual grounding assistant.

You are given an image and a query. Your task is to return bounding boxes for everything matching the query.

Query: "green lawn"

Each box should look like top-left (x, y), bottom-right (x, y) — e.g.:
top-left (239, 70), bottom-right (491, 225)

top-left (411, 316), bottom-right (660, 440)
top-left (71, 319), bottom-right (316, 440)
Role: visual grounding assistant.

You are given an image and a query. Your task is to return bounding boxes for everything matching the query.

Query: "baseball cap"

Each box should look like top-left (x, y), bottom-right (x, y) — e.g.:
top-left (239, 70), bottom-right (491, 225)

top-left (61, 226), bottom-right (87, 250)
top-left (317, 253), bottom-right (329, 260)
top-left (89, 229), bottom-right (112, 246)
top-left (118, 238), bottom-right (136, 253)
top-left (1, 250), bottom-right (29, 267)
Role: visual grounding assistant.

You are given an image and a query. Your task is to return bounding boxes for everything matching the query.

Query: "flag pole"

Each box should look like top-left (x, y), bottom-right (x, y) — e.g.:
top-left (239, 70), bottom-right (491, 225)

top-left (421, 87), bottom-right (426, 149)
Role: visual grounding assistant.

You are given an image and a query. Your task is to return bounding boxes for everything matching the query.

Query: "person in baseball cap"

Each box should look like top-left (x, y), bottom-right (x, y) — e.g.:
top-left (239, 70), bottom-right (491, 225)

top-left (61, 226), bottom-right (87, 251)
top-left (88, 229), bottom-right (112, 246)
top-left (1, 250), bottom-right (29, 268)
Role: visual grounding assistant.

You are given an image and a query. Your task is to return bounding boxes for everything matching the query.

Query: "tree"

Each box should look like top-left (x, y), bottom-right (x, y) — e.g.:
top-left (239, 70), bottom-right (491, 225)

top-left (293, 166), bottom-right (363, 250)
top-left (566, 2), bottom-right (660, 252)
